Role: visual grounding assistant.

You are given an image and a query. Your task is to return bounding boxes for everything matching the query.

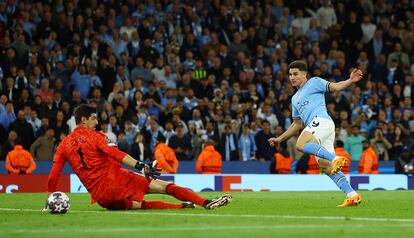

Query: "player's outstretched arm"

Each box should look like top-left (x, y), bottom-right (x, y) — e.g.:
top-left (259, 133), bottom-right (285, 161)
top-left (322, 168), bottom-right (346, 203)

top-left (329, 68), bottom-right (363, 92)
top-left (268, 119), bottom-right (303, 147)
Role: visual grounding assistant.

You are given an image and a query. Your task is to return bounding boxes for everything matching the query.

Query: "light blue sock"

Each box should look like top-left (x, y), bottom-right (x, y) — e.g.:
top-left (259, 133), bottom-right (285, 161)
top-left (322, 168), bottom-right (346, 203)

top-left (303, 143), bottom-right (335, 162)
top-left (329, 172), bottom-right (355, 196)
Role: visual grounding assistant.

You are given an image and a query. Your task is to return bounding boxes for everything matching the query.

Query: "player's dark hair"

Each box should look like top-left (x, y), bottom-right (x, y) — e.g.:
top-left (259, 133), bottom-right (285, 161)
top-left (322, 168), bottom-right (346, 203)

top-left (288, 60), bottom-right (308, 72)
top-left (74, 104), bottom-right (97, 124)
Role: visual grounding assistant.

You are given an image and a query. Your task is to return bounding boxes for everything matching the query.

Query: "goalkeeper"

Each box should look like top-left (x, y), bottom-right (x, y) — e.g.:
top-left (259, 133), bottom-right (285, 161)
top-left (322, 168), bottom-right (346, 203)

top-left (47, 104), bottom-right (232, 210)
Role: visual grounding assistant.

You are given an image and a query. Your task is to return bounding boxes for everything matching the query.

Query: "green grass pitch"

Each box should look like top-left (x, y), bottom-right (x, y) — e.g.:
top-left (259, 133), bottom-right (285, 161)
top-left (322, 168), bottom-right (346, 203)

top-left (1, 191), bottom-right (413, 238)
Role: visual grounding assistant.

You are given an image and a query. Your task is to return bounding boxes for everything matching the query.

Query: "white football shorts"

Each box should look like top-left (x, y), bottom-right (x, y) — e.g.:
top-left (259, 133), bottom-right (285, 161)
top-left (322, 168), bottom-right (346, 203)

top-left (302, 116), bottom-right (335, 162)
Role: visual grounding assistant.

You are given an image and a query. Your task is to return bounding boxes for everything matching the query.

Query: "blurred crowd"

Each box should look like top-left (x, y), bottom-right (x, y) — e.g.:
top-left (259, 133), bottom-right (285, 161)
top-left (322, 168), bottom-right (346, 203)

top-left (1, 0), bottom-right (414, 174)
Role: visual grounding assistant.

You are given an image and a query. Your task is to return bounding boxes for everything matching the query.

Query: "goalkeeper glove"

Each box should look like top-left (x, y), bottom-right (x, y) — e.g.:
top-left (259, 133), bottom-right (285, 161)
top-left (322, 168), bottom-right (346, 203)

top-left (135, 161), bottom-right (162, 181)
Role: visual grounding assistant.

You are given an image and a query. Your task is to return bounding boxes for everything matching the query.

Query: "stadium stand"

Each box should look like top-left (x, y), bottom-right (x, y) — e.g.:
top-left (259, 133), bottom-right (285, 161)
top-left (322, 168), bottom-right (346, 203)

top-left (0, 0), bottom-right (413, 175)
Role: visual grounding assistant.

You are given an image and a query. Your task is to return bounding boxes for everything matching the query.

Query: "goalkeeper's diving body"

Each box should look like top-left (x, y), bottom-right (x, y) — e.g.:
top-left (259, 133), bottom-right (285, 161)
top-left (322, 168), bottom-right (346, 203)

top-left (268, 61), bottom-right (363, 207)
top-left (47, 104), bottom-right (232, 210)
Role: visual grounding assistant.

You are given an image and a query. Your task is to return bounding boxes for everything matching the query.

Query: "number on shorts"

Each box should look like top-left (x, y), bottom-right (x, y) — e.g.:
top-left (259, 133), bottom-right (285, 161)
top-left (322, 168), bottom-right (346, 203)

top-left (311, 121), bottom-right (320, 127)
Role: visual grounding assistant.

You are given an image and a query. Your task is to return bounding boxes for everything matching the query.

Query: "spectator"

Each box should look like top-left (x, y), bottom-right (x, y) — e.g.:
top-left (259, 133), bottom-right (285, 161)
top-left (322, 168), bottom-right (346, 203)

top-left (334, 140), bottom-right (351, 174)
top-left (124, 120), bottom-right (138, 146)
top-left (131, 58), bottom-right (154, 83)
top-left (35, 117), bottom-right (50, 139)
top-left (30, 128), bottom-right (56, 161)
top-left (126, 31), bottom-right (141, 61)
top-left (270, 141), bottom-right (293, 174)
top-left (219, 124), bottom-right (238, 161)
top-left (295, 154), bottom-right (320, 174)
top-left (168, 123), bottom-right (192, 161)
top-left (162, 121), bottom-right (175, 144)
top-left (386, 59), bottom-right (405, 90)
top-left (196, 140), bottom-right (222, 174)
top-left (1, 130), bottom-right (18, 160)
top-left (237, 124), bottom-right (257, 161)
top-left (389, 124), bottom-right (413, 158)
top-left (130, 133), bottom-right (151, 162)
top-left (290, 9), bottom-right (311, 35)
top-left (15, 89), bottom-right (32, 112)
top-left (100, 121), bottom-right (117, 144)
top-left (345, 126), bottom-right (365, 161)
top-left (387, 43), bottom-right (410, 70)
top-left (0, 101), bottom-right (16, 131)
top-left (254, 120), bottom-right (275, 161)
top-left (316, 0), bottom-right (337, 30)
top-left (2, 77), bottom-right (19, 101)
top-left (117, 132), bottom-right (130, 153)
top-left (361, 15), bottom-right (376, 44)
top-left (6, 139), bottom-right (36, 175)
top-left (36, 78), bottom-right (54, 103)
top-left (52, 110), bottom-right (69, 140)
top-left (257, 103), bottom-right (279, 133)
top-left (9, 109), bottom-right (34, 150)
top-left (153, 134), bottom-right (178, 174)
top-left (370, 127), bottom-right (392, 161)
top-left (71, 65), bottom-right (92, 100)
top-left (395, 145), bottom-right (414, 175)
top-left (228, 32), bottom-right (250, 60)
top-left (188, 121), bottom-right (203, 160)
top-left (365, 29), bottom-right (384, 64)
top-left (358, 140), bottom-right (379, 174)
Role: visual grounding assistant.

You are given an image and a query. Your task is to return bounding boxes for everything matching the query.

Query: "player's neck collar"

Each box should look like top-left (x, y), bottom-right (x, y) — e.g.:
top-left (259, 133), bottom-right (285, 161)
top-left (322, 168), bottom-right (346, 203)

top-left (298, 78), bottom-right (309, 89)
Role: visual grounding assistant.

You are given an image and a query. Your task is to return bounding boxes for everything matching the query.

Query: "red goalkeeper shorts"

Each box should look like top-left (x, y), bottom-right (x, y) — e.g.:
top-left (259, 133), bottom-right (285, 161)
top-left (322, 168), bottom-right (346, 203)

top-left (95, 168), bottom-right (150, 210)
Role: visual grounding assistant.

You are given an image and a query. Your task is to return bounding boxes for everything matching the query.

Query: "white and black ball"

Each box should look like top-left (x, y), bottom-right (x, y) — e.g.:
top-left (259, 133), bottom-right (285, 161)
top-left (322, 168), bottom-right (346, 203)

top-left (47, 192), bottom-right (70, 214)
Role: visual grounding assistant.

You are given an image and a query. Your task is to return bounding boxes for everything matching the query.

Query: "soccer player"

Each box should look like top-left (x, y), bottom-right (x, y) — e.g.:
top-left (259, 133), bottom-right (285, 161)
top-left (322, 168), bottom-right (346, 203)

top-left (46, 104), bottom-right (232, 210)
top-left (268, 61), bottom-right (363, 207)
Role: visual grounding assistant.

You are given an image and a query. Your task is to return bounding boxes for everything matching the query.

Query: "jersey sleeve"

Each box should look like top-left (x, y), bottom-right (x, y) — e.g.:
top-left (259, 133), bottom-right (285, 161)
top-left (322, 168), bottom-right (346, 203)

top-left (95, 132), bottom-right (128, 163)
top-left (291, 104), bottom-right (300, 120)
top-left (48, 146), bottom-right (66, 192)
top-left (310, 77), bottom-right (330, 93)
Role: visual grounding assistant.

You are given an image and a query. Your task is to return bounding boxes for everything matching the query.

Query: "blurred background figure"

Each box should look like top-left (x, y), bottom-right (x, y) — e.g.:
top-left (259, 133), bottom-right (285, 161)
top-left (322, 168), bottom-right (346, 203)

top-left (395, 146), bottom-right (414, 175)
top-left (358, 140), bottom-right (379, 174)
top-left (5, 138), bottom-right (36, 174)
top-left (196, 140), bottom-right (222, 174)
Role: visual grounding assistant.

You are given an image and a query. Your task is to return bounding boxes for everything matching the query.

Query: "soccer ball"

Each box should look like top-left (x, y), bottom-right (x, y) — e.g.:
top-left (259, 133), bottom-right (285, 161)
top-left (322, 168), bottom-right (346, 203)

top-left (47, 192), bottom-right (70, 214)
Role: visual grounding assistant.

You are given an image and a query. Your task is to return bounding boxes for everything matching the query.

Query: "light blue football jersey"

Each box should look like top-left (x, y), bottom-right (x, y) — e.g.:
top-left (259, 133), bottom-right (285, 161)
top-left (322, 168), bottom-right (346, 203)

top-left (291, 77), bottom-right (332, 126)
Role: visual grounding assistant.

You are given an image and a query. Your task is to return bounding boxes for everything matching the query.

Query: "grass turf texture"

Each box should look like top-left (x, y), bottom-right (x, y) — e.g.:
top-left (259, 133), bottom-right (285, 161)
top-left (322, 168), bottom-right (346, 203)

top-left (0, 191), bottom-right (413, 238)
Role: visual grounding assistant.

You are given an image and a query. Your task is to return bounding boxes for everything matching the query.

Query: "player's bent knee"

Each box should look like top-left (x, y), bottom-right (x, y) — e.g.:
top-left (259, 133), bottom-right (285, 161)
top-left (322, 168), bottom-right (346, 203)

top-left (149, 179), bottom-right (173, 193)
top-left (295, 143), bottom-right (305, 152)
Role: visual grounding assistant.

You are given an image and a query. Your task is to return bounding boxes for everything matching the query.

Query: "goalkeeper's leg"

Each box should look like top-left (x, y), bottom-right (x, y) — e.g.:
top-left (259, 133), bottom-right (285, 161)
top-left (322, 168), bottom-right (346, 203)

top-left (131, 200), bottom-right (195, 209)
top-left (150, 180), bottom-right (232, 209)
top-left (150, 179), bottom-right (207, 206)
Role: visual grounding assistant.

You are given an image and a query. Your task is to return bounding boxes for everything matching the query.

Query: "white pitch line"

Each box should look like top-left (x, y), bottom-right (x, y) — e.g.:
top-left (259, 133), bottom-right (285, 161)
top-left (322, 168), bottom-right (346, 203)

top-left (10, 224), bottom-right (354, 234)
top-left (1, 207), bottom-right (414, 223)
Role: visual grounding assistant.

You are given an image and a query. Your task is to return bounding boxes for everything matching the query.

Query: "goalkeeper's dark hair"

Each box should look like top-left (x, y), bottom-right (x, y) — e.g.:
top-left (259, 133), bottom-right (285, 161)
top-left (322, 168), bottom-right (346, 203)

top-left (288, 60), bottom-right (308, 72)
top-left (74, 104), bottom-right (97, 124)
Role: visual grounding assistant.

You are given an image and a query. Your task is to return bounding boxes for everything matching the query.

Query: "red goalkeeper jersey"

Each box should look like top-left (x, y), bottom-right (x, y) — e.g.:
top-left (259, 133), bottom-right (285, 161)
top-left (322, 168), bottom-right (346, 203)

top-left (48, 126), bottom-right (127, 194)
